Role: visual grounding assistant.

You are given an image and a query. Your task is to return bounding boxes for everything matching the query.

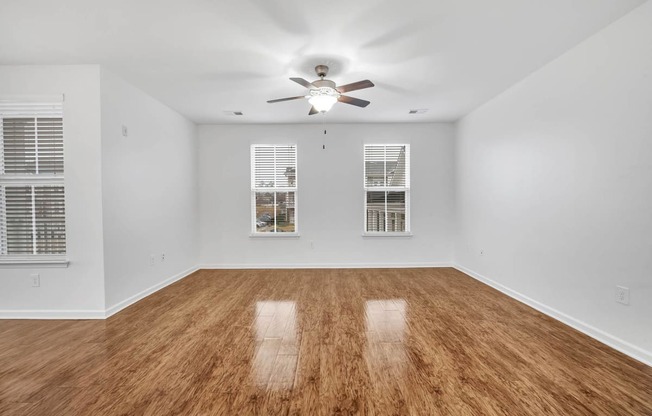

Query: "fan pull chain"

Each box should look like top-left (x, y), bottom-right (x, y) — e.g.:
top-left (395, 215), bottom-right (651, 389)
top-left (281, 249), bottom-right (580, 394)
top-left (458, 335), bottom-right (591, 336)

top-left (322, 116), bottom-right (327, 150)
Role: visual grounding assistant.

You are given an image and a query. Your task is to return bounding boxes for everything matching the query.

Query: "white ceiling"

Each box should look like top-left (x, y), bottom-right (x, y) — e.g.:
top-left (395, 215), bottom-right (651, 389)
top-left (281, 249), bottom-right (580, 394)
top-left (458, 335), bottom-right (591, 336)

top-left (0, 0), bottom-right (645, 124)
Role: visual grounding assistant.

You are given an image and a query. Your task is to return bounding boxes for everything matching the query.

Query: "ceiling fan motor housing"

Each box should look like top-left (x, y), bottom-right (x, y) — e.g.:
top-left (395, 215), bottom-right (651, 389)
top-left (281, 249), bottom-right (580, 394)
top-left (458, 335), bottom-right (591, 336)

top-left (315, 64), bottom-right (329, 78)
top-left (312, 79), bottom-right (336, 89)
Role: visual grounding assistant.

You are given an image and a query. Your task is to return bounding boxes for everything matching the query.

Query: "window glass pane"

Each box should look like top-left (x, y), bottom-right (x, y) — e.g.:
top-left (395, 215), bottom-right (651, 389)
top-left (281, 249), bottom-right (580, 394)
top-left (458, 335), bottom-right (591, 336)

top-left (34, 185), bottom-right (66, 254)
top-left (253, 146), bottom-right (275, 188)
top-left (386, 145), bottom-right (407, 187)
top-left (255, 192), bottom-right (275, 232)
top-left (253, 145), bottom-right (296, 189)
top-left (387, 191), bottom-right (406, 232)
top-left (366, 191), bottom-right (386, 232)
top-left (1, 185), bottom-right (67, 255)
top-left (274, 146), bottom-right (296, 188)
top-left (255, 191), bottom-right (296, 233)
top-left (365, 145), bottom-right (386, 187)
top-left (2, 118), bottom-right (36, 174)
top-left (36, 118), bottom-right (64, 174)
top-left (276, 191), bottom-right (295, 233)
top-left (4, 185), bottom-right (34, 254)
top-left (1, 117), bottom-right (64, 176)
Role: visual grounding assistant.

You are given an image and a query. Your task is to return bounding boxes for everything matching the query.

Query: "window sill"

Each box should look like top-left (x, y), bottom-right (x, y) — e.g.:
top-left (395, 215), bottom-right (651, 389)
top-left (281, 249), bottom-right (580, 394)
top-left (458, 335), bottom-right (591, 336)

top-left (249, 233), bottom-right (300, 239)
top-left (362, 232), bottom-right (413, 238)
top-left (0, 257), bottom-right (69, 268)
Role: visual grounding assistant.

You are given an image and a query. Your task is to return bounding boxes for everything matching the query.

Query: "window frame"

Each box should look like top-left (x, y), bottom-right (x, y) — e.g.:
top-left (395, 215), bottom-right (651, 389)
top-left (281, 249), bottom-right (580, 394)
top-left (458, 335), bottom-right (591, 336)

top-left (0, 100), bottom-right (68, 267)
top-left (250, 144), bottom-right (299, 238)
top-left (363, 144), bottom-right (412, 237)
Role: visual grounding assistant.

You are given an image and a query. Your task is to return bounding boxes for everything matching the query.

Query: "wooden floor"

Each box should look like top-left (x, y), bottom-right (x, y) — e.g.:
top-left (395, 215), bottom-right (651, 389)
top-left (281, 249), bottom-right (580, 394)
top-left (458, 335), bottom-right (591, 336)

top-left (1, 268), bottom-right (650, 415)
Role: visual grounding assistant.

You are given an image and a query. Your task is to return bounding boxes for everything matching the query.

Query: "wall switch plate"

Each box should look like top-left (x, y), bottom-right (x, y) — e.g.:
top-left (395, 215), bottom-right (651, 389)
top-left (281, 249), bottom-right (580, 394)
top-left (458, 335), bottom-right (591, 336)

top-left (30, 273), bottom-right (40, 287)
top-left (616, 286), bottom-right (630, 305)
top-left (122, 125), bottom-right (128, 137)
top-left (149, 255), bottom-right (156, 266)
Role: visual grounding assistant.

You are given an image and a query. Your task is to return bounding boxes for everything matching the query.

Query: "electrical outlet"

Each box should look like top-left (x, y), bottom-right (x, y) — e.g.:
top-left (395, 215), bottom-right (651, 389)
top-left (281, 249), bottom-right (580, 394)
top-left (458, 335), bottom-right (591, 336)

top-left (615, 286), bottom-right (630, 305)
top-left (121, 125), bottom-right (128, 137)
top-left (479, 249), bottom-right (485, 256)
top-left (161, 253), bottom-right (166, 262)
top-left (310, 241), bottom-right (314, 250)
top-left (30, 273), bottom-right (40, 287)
top-left (149, 255), bottom-right (156, 266)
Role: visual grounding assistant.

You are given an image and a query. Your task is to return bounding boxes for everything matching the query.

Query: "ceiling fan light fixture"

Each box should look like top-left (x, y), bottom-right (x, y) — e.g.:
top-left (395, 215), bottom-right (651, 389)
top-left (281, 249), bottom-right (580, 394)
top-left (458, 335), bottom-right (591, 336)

top-left (267, 65), bottom-right (374, 115)
top-left (308, 94), bottom-right (337, 113)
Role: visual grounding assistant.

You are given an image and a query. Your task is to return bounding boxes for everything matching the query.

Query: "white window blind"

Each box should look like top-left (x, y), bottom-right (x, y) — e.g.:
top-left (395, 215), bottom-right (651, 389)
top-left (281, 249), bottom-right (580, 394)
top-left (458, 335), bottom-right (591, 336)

top-left (251, 145), bottom-right (297, 234)
top-left (0, 101), bottom-right (66, 257)
top-left (364, 144), bottom-right (410, 233)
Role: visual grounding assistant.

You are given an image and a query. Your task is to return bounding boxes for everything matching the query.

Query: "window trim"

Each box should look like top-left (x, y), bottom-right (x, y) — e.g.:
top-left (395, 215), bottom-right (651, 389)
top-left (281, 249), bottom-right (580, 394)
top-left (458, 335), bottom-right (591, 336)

top-left (363, 144), bottom-right (411, 235)
top-left (362, 232), bottom-right (413, 238)
top-left (250, 144), bottom-right (299, 236)
top-left (249, 232), bottom-right (300, 239)
top-left (0, 255), bottom-right (69, 268)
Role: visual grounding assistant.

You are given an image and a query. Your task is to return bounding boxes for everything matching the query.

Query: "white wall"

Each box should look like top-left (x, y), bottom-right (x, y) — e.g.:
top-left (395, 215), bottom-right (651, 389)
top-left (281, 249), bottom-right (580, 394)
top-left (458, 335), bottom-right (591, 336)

top-left (0, 66), bottom-right (199, 317)
top-left (100, 69), bottom-right (198, 312)
top-left (0, 65), bottom-right (106, 317)
top-left (455, 2), bottom-right (652, 363)
top-left (198, 123), bottom-right (455, 267)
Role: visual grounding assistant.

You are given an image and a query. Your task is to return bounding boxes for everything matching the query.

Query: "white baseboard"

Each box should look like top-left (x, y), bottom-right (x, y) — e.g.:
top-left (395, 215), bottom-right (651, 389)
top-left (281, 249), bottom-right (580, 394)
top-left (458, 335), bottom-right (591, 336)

top-left (0, 263), bottom-right (449, 320)
top-left (0, 266), bottom-right (200, 320)
top-left (454, 264), bottom-right (652, 367)
top-left (104, 265), bottom-right (199, 318)
top-left (0, 309), bottom-right (106, 319)
top-left (200, 262), bottom-right (453, 269)
top-left (6, 263), bottom-right (648, 367)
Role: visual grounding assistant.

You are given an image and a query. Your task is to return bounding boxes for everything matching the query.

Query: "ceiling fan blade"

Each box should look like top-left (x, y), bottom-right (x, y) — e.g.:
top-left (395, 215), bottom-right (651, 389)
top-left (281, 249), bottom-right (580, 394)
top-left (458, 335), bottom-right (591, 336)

top-left (308, 106), bottom-right (319, 115)
top-left (336, 80), bottom-right (374, 93)
top-left (338, 95), bottom-right (370, 108)
top-left (290, 77), bottom-right (317, 89)
top-left (267, 96), bottom-right (306, 104)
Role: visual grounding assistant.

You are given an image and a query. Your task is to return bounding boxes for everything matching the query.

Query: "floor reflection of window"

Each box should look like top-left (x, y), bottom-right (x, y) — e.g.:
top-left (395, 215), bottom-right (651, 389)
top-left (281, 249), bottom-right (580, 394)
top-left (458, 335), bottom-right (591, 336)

top-left (252, 301), bottom-right (298, 390)
top-left (365, 299), bottom-right (408, 380)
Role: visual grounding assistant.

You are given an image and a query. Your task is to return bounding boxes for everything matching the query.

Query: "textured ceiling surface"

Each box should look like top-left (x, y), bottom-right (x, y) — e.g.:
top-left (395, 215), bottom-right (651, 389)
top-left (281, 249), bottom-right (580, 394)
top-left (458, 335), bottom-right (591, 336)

top-left (0, 0), bottom-right (645, 123)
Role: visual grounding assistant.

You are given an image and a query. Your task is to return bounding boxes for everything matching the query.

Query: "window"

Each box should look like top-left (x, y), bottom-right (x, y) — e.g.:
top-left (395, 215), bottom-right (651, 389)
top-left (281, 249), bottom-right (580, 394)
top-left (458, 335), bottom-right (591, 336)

top-left (364, 144), bottom-right (410, 234)
top-left (251, 145), bottom-right (297, 235)
top-left (0, 101), bottom-right (67, 262)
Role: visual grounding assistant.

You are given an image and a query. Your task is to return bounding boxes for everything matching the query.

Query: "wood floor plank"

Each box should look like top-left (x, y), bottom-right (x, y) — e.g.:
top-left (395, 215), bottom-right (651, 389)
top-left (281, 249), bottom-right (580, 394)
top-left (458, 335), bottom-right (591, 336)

top-left (0, 267), bottom-right (650, 415)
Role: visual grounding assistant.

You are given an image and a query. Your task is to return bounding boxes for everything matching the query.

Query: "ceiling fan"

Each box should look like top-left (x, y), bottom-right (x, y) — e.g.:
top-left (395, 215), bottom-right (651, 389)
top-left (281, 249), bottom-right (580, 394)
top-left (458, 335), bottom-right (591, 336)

top-left (267, 65), bottom-right (375, 115)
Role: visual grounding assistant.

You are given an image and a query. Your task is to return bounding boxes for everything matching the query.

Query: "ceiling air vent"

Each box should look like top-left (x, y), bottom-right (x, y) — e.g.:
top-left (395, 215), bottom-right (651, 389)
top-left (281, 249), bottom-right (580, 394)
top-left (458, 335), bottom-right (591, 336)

top-left (223, 111), bottom-right (244, 116)
top-left (409, 109), bottom-right (428, 114)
